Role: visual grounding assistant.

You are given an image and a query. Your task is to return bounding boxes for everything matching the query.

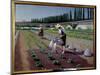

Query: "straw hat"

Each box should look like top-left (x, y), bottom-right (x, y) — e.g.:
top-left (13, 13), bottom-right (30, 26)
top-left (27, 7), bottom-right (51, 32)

top-left (55, 24), bottom-right (65, 31)
top-left (55, 24), bottom-right (62, 29)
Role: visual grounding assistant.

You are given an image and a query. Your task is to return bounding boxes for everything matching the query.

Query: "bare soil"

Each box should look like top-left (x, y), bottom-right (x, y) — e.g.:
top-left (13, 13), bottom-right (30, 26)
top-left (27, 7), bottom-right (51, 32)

top-left (14, 31), bottom-right (95, 72)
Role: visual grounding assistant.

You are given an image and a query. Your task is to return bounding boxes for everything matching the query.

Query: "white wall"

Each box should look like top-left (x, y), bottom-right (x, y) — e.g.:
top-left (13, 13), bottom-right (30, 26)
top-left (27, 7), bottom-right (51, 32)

top-left (0, 0), bottom-right (99, 75)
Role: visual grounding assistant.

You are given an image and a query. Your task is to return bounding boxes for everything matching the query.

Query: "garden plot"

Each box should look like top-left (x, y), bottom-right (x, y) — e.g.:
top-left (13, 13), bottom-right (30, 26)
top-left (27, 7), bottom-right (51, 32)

top-left (15, 30), bottom-right (94, 72)
top-left (44, 30), bottom-right (94, 65)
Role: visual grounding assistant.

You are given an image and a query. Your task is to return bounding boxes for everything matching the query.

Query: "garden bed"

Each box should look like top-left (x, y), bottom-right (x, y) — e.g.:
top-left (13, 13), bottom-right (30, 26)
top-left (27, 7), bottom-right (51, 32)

top-left (14, 30), bottom-right (94, 72)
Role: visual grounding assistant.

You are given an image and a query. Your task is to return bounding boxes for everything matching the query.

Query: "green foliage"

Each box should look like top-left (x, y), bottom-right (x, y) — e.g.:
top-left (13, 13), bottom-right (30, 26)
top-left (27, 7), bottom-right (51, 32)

top-left (67, 27), bottom-right (71, 30)
top-left (35, 61), bottom-right (43, 67)
top-left (67, 29), bottom-right (93, 40)
top-left (31, 54), bottom-right (36, 58)
top-left (53, 60), bottom-right (61, 65)
top-left (46, 28), bottom-right (93, 40)
top-left (67, 58), bottom-right (73, 64)
top-left (47, 53), bottom-right (55, 60)
top-left (70, 24), bottom-right (78, 29)
top-left (30, 8), bottom-right (93, 23)
top-left (77, 27), bottom-right (82, 30)
top-left (33, 57), bottom-right (40, 61)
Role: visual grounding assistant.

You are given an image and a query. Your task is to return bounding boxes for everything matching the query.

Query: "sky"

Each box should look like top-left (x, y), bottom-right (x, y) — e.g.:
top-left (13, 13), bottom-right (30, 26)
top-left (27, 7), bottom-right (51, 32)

top-left (15, 4), bottom-right (90, 22)
top-left (16, 4), bottom-right (74, 22)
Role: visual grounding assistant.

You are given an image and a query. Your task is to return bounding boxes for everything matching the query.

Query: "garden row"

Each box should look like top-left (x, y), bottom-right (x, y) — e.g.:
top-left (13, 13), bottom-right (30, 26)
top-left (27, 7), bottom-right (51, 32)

top-left (24, 31), bottom-right (91, 70)
top-left (45, 29), bottom-right (93, 40)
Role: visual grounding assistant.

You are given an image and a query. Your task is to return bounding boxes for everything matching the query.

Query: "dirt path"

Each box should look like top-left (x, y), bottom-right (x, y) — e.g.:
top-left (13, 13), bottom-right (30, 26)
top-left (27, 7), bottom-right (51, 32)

top-left (22, 31), bottom-right (43, 70)
top-left (15, 32), bottom-right (22, 71)
top-left (17, 31), bottom-right (30, 70)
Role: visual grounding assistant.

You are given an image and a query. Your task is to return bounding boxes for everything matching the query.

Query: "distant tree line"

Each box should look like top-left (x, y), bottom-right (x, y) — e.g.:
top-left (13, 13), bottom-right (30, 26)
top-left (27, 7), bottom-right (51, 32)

top-left (31, 8), bottom-right (94, 23)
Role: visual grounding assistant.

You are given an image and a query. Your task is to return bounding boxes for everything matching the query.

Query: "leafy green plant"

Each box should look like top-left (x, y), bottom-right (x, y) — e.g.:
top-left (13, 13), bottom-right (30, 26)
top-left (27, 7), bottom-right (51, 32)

top-left (47, 53), bottom-right (52, 57)
top-left (47, 53), bottom-right (55, 60)
top-left (35, 61), bottom-right (43, 67)
top-left (53, 60), bottom-right (61, 65)
top-left (33, 56), bottom-right (40, 61)
top-left (67, 58), bottom-right (73, 64)
top-left (48, 56), bottom-right (55, 60)
top-left (61, 55), bottom-right (66, 59)
top-left (40, 48), bottom-right (45, 53)
top-left (31, 54), bottom-right (36, 58)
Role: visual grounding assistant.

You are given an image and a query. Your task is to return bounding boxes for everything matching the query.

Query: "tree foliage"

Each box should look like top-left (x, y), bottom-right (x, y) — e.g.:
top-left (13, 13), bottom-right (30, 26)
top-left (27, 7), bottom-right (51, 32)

top-left (31, 8), bottom-right (94, 23)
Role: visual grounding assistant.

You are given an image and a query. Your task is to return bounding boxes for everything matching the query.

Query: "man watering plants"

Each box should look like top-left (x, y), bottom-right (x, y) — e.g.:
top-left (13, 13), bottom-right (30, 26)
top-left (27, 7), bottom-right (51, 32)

top-left (49, 24), bottom-right (66, 54)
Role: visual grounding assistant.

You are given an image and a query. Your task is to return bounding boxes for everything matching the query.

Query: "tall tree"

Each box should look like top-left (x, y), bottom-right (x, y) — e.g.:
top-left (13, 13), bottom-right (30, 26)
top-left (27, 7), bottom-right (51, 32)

top-left (82, 8), bottom-right (85, 20)
top-left (87, 8), bottom-right (90, 19)
top-left (79, 8), bottom-right (83, 20)
top-left (90, 8), bottom-right (94, 19)
top-left (70, 9), bottom-right (72, 21)
top-left (74, 8), bottom-right (77, 21)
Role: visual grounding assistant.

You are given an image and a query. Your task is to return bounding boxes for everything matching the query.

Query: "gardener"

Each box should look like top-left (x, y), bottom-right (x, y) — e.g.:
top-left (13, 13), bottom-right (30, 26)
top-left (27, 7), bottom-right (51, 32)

top-left (49, 24), bottom-right (66, 54)
top-left (38, 25), bottom-right (44, 38)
